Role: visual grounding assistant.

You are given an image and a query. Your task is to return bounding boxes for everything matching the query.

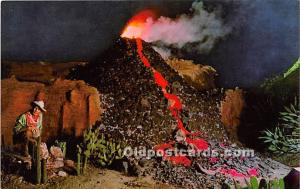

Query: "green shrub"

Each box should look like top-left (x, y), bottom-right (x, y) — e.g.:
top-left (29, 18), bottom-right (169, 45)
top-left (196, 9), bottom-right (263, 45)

top-left (260, 58), bottom-right (299, 102)
top-left (260, 100), bottom-right (300, 154)
top-left (283, 58), bottom-right (300, 78)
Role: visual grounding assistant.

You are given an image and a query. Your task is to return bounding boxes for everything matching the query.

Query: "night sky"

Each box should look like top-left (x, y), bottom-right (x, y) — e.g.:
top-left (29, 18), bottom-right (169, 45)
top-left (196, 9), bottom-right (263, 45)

top-left (1, 1), bottom-right (299, 87)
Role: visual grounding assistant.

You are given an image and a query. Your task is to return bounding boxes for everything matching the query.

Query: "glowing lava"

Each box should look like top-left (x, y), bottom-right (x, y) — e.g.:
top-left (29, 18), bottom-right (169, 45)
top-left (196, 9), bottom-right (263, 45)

top-left (135, 38), bottom-right (208, 166)
top-left (121, 10), bottom-right (155, 39)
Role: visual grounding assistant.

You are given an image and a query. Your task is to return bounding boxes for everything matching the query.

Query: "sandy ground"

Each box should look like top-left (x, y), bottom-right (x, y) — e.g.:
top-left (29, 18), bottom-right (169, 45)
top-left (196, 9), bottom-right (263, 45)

top-left (2, 167), bottom-right (179, 189)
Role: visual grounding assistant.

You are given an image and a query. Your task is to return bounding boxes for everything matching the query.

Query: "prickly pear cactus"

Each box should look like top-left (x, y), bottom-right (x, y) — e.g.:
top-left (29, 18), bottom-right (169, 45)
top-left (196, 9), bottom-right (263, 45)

top-left (80, 128), bottom-right (125, 168)
top-left (96, 134), bottom-right (124, 167)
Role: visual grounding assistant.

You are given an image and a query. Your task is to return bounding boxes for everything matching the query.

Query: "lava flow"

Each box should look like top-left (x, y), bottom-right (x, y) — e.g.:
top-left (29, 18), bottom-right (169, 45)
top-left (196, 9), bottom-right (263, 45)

top-left (121, 10), bottom-right (258, 176)
top-left (135, 38), bottom-right (210, 166)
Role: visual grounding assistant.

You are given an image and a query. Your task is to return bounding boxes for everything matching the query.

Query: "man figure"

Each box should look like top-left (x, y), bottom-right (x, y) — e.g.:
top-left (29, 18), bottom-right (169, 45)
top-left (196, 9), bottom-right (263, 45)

top-left (14, 100), bottom-right (46, 157)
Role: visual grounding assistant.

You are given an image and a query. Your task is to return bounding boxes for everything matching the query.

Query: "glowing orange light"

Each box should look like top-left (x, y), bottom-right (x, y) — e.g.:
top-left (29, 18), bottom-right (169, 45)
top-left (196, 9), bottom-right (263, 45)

top-left (121, 10), bottom-right (156, 39)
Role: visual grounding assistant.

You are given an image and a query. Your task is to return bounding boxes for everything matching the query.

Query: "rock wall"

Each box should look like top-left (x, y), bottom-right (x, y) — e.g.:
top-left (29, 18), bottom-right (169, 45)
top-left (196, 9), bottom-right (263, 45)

top-left (2, 61), bottom-right (87, 83)
top-left (1, 77), bottom-right (101, 146)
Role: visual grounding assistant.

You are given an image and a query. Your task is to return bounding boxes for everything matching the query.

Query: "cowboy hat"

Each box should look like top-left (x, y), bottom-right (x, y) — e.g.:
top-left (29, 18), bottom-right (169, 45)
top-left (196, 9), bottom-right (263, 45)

top-left (33, 100), bottom-right (47, 112)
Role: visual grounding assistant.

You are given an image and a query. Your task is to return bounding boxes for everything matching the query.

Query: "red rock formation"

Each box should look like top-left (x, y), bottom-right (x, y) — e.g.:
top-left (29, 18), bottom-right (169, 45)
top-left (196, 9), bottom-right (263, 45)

top-left (220, 88), bottom-right (245, 139)
top-left (1, 77), bottom-right (101, 146)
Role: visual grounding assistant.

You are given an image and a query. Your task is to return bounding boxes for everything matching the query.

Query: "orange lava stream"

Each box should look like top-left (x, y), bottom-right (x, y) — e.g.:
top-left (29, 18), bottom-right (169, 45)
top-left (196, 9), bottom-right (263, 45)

top-left (136, 38), bottom-right (209, 166)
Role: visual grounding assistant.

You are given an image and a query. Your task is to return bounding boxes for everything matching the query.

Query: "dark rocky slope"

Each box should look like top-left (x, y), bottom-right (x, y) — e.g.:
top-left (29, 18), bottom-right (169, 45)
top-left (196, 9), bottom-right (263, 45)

top-left (69, 38), bottom-right (228, 148)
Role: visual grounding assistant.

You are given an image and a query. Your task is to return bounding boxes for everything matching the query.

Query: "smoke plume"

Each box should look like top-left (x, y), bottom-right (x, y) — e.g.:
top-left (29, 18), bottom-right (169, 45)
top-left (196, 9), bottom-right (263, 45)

top-left (141, 2), bottom-right (231, 58)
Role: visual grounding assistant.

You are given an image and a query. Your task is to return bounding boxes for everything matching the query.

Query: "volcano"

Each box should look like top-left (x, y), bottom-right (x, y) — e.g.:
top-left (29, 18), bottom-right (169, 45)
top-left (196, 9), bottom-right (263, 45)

top-left (69, 38), bottom-right (227, 147)
top-left (68, 38), bottom-right (290, 188)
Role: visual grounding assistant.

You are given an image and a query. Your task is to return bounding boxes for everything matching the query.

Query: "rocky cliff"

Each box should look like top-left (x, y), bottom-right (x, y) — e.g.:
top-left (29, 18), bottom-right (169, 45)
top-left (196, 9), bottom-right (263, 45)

top-left (1, 77), bottom-right (101, 146)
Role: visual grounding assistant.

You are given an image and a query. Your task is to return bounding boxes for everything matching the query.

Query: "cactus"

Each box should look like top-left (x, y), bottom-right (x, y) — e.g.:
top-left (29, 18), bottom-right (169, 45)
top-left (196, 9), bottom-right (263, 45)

top-left (78, 128), bottom-right (125, 169)
top-left (82, 150), bottom-right (90, 174)
top-left (76, 145), bottom-right (82, 175)
top-left (95, 134), bottom-right (124, 167)
top-left (35, 137), bottom-right (41, 184)
top-left (41, 158), bottom-right (47, 183)
top-left (250, 176), bottom-right (259, 189)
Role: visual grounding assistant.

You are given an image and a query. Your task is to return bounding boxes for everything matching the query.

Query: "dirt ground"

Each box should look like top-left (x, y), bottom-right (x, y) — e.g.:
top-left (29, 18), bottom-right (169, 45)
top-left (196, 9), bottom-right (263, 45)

top-left (2, 166), bottom-right (179, 189)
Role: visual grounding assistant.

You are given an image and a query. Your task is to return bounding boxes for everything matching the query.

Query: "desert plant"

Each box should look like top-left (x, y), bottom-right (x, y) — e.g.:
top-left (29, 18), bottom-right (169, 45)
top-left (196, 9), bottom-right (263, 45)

top-left (279, 100), bottom-right (300, 132)
top-left (260, 58), bottom-right (299, 102)
top-left (95, 134), bottom-right (124, 167)
top-left (260, 100), bottom-right (300, 154)
top-left (224, 176), bottom-right (285, 189)
top-left (78, 127), bottom-right (124, 171)
top-left (33, 137), bottom-right (41, 184)
top-left (76, 145), bottom-right (82, 175)
top-left (283, 58), bottom-right (300, 78)
top-left (54, 140), bottom-right (67, 157)
top-left (41, 159), bottom-right (47, 183)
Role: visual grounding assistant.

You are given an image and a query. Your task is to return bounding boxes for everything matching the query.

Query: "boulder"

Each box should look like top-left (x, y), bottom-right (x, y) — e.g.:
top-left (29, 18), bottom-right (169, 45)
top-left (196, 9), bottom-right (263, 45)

top-left (58, 170), bottom-right (67, 177)
top-left (166, 58), bottom-right (217, 91)
top-left (50, 146), bottom-right (64, 159)
top-left (64, 160), bottom-right (75, 168)
top-left (47, 159), bottom-right (64, 169)
top-left (284, 168), bottom-right (300, 189)
top-left (220, 88), bottom-right (245, 139)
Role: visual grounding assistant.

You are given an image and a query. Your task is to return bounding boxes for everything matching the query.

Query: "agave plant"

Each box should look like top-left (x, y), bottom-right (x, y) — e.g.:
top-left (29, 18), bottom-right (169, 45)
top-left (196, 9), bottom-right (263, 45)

top-left (260, 99), bottom-right (300, 154)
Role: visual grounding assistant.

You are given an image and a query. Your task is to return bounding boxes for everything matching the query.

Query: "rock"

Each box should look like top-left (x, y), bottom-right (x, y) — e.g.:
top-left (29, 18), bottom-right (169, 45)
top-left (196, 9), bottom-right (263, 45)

top-left (47, 159), bottom-right (64, 169)
top-left (166, 58), bottom-right (217, 91)
top-left (10, 175), bottom-right (23, 184)
top-left (284, 168), bottom-right (300, 189)
top-left (2, 61), bottom-right (87, 83)
top-left (64, 160), bottom-right (75, 168)
top-left (122, 161), bottom-right (129, 174)
top-left (140, 97), bottom-right (151, 109)
top-left (40, 142), bottom-right (49, 159)
top-left (175, 130), bottom-right (186, 142)
top-left (220, 88), bottom-right (245, 140)
top-left (58, 170), bottom-right (67, 177)
top-left (1, 77), bottom-right (101, 145)
top-left (197, 163), bottom-right (221, 175)
top-left (50, 146), bottom-right (64, 159)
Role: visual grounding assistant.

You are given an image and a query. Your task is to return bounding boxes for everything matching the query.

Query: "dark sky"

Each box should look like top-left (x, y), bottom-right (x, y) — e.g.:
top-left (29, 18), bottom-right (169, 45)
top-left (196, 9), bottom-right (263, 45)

top-left (1, 1), bottom-right (299, 87)
top-left (1, 1), bottom-right (192, 61)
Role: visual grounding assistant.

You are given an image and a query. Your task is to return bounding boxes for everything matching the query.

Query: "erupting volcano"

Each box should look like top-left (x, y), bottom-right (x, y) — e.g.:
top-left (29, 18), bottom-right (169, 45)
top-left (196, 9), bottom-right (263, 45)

top-left (121, 11), bottom-right (255, 175)
top-left (2, 1), bottom-right (297, 188)
top-left (67, 10), bottom-right (290, 188)
top-left (122, 10), bottom-right (212, 166)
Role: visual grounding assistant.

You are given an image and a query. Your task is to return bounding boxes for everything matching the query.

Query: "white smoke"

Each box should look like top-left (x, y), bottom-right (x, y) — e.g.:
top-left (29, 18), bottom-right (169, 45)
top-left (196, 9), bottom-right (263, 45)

top-left (152, 46), bottom-right (172, 59)
top-left (142, 2), bottom-right (231, 55)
